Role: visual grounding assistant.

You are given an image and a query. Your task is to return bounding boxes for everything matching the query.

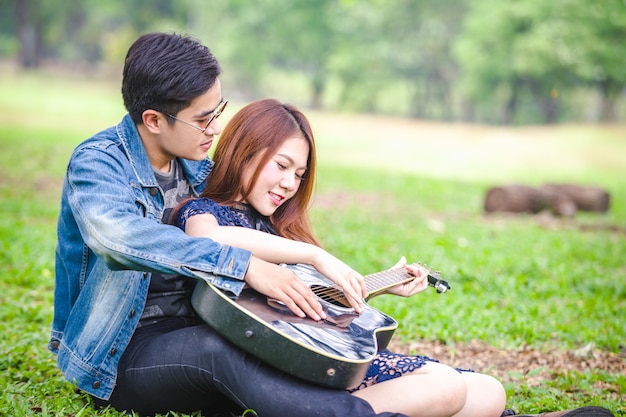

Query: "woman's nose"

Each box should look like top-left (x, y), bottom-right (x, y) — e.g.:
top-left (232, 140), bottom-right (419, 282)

top-left (280, 173), bottom-right (297, 190)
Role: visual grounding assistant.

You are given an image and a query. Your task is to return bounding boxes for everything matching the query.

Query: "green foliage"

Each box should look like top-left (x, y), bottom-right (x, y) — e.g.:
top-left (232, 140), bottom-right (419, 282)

top-left (1, 73), bottom-right (624, 416)
top-left (453, 0), bottom-right (626, 123)
top-left (1, 0), bottom-right (625, 123)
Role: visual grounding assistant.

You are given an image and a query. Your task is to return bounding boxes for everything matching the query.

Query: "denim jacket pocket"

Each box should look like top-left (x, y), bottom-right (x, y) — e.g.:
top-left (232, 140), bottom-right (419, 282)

top-left (130, 181), bottom-right (161, 221)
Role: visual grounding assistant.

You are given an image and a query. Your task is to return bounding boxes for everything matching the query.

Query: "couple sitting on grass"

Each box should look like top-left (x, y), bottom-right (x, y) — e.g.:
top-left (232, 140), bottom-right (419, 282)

top-left (50, 32), bottom-right (615, 417)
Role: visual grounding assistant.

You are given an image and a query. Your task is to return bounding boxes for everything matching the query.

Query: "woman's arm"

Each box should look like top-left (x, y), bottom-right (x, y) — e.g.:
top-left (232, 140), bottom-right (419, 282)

top-left (185, 213), bottom-right (367, 310)
top-left (185, 213), bottom-right (321, 265)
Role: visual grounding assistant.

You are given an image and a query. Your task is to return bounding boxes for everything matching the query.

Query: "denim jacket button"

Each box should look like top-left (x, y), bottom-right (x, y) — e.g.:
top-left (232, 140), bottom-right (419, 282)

top-left (110, 348), bottom-right (117, 356)
top-left (92, 381), bottom-right (101, 389)
top-left (129, 309), bottom-right (136, 318)
top-left (50, 340), bottom-right (60, 350)
top-left (149, 187), bottom-right (158, 196)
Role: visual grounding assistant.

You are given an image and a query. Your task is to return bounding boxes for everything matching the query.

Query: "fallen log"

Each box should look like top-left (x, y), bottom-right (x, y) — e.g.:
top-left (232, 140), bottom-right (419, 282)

top-left (540, 183), bottom-right (610, 213)
top-left (484, 183), bottom-right (610, 216)
top-left (483, 185), bottom-right (548, 214)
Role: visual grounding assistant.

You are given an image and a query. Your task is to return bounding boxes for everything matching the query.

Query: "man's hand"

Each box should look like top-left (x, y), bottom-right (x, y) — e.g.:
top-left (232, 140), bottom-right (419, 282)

top-left (244, 256), bottom-right (326, 321)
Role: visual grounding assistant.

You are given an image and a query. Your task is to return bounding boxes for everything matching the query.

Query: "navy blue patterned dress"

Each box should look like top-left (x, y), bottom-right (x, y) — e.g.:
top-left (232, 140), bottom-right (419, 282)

top-left (175, 198), bottom-right (472, 392)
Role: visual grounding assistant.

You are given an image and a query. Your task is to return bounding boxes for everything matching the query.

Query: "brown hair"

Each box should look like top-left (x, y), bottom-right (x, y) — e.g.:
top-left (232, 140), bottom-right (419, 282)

top-left (202, 98), bottom-right (320, 246)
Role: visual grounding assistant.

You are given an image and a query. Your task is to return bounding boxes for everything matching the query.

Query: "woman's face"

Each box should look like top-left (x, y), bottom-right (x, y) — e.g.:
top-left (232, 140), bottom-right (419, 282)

top-left (242, 136), bottom-right (309, 216)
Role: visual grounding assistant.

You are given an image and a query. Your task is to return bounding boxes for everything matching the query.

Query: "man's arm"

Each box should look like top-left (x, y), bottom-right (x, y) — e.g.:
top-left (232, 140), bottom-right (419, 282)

top-left (65, 145), bottom-right (251, 289)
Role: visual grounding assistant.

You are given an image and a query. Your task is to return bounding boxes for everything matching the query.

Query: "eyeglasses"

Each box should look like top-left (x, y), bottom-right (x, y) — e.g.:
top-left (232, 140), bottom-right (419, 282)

top-left (166, 99), bottom-right (228, 133)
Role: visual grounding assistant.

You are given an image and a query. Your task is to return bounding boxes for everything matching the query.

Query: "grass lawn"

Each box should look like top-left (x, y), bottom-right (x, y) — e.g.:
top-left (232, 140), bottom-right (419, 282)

top-left (0, 70), bottom-right (624, 416)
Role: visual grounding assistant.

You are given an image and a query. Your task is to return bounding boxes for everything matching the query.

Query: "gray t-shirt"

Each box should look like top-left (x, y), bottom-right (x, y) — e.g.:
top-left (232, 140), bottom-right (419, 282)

top-left (140, 159), bottom-right (196, 326)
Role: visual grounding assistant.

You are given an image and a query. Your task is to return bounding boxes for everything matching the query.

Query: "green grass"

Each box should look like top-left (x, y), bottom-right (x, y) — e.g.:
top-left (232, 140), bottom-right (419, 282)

top-left (1, 71), bottom-right (624, 416)
top-left (314, 172), bottom-right (624, 348)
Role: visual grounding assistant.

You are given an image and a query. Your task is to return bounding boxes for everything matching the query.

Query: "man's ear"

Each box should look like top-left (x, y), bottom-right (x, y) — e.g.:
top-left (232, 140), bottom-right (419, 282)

top-left (142, 110), bottom-right (164, 133)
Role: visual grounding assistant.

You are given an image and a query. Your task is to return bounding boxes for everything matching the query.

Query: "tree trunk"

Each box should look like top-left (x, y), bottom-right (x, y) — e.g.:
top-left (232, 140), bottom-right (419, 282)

top-left (503, 80), bottom-right (519, 125)
top-left (598, 79), bottom-right (619, 122)
top-left (542, 93), bottom-right (559, 124)
top-left (16, 0), bottom-right (40, 68)
top-left (309, 72), bottom-right (325, 110)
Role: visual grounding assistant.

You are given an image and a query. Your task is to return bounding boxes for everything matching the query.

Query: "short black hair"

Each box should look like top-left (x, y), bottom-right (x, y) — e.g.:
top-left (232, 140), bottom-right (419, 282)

top-left (121, 32), bottom-right (222, 124)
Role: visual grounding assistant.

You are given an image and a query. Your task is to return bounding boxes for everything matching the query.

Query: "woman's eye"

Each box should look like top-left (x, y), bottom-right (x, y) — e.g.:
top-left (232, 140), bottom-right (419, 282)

top-left (276, 161), bottom-right (305, 180)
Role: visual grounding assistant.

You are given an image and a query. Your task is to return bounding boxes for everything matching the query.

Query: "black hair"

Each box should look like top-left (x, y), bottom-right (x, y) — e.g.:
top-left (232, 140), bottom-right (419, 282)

top-left (121, 32), bottom-right (222, 124)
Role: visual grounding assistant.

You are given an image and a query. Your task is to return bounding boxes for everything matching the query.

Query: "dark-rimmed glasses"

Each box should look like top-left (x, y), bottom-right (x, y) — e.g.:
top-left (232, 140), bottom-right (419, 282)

top-left (166, 99), bottom-right (228, 133)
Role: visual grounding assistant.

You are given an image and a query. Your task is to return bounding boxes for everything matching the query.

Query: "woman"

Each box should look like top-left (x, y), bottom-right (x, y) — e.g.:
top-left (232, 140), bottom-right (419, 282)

top-left (173, 98), bottom-right (507, 417)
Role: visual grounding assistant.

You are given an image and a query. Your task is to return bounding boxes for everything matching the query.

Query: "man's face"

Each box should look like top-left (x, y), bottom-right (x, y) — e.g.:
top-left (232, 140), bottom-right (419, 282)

top-left (152, 79), bottom-right (224, 168)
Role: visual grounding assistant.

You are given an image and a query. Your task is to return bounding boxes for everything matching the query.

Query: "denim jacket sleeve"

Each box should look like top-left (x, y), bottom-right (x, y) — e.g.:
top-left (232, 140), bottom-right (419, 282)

top-left (64, 131), bottom-right (251, 292)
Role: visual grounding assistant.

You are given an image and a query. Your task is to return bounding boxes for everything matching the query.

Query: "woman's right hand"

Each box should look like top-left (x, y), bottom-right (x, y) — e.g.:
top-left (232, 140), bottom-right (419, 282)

top-left (310, 249), bottom-right (367, 313)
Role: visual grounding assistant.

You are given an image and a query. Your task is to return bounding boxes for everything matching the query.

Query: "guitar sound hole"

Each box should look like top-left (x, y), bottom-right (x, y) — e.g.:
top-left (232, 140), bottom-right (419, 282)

top-left (311, 285), bottom-right (351, 308)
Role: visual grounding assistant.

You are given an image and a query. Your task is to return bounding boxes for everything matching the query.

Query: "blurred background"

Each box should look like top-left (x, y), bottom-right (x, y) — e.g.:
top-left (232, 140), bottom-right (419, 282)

top-left (1, 0), bottom-right (625, 125)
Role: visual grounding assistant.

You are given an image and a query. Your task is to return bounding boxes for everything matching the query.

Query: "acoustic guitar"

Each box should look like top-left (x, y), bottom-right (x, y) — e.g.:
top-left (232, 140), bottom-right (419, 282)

top-left (191, 263), bottom-right (450, 390)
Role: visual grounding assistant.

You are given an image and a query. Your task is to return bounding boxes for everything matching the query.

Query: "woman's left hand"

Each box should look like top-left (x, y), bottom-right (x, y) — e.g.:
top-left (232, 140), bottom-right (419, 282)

top-left (384, 256), bottom-right (430, 297)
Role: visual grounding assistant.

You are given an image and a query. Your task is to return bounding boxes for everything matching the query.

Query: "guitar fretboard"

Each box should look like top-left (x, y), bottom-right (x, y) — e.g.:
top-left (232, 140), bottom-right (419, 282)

top-left (313, 264), bottom-right (426, 304)
top-left (363, 265), bottom-right (422, 296)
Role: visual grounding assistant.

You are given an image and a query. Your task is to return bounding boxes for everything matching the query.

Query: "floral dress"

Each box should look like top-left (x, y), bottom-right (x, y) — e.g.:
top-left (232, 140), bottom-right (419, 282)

top-left (175, 198), bottom-right (473, 392)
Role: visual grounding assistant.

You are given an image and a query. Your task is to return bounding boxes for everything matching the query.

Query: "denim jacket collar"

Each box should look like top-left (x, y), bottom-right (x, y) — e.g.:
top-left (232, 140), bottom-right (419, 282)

top-left (116, 114), bottom-right (212, 191)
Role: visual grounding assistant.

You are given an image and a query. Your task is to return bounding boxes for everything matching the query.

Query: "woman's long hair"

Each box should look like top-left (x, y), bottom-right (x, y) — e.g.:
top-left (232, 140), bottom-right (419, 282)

top-left (202, 98), bottom-right (320, 246)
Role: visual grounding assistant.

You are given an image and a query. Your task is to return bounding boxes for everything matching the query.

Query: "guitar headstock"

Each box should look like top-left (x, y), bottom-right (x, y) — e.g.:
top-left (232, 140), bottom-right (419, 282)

top-left (427, 270), bottom-right (450, 294)
top-left (410, 263), bottom-right (451, 294)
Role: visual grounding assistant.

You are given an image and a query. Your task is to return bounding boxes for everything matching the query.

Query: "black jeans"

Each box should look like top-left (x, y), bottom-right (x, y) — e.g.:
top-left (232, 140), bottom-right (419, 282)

top-left (96, 317), bottom-right (408, 417)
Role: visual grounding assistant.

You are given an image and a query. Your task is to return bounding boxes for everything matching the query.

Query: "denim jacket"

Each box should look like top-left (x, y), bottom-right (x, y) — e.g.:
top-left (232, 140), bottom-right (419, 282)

top-left (49, 114), bottom-right (252, 400)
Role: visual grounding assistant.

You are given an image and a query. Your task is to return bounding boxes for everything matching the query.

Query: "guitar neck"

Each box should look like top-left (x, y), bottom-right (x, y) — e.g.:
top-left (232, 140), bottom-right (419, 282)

top-left (304, 263), bottom-right (449, 307)
top-left (364, 264), bottom-right (424, 300)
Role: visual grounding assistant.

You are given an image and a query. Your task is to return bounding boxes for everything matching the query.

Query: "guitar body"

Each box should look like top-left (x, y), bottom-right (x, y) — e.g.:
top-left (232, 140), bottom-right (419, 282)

top-left (191, 263), bottom-right (398, 390)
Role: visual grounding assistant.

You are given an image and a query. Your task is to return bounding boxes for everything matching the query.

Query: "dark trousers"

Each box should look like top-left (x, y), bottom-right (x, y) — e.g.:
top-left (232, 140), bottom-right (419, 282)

top-left (96, 317), bottom-right (408, 417)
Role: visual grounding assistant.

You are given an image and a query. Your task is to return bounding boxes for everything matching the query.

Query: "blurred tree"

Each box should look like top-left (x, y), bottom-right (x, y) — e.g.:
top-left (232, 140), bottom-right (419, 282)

top-left (561, 0), bottom-right (626, 122)
top-left (193, 0), bottom-right (276, 98)
top-left (2, 0), bottom-right (190, 68)
top-left (378, 0), bottom-right (466, 120)
top-left (263, 0), bottom-right (339, 109)
top-left (454, 0), bottom-right (545, 124)
top-left (328, 0), bottom-right (388, 112)
top-left (455, 0), bottom-right (626, 124)
top-left (0, 0), bottom-right (622, 123)
top-left (197, 0), bottom-right (342, 108)
top-left (15, 0), bottom-right (41, 68)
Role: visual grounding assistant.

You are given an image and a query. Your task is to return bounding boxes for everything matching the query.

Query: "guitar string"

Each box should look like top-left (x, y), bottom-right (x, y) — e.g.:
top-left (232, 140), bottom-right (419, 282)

top-left (312, 264), bottom-right (427, 302)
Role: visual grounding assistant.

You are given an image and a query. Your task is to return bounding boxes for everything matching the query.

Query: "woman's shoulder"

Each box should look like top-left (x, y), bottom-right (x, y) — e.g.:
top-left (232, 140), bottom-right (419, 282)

top-left (180, 197), bottom-right (220, 212)
top-left (175, 198), bottom-right (227, 229)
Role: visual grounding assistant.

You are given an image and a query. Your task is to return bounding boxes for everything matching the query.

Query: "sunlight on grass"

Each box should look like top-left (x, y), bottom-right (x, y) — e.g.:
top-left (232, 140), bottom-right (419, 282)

top-left (309, 112), bottom-right (626, 184)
